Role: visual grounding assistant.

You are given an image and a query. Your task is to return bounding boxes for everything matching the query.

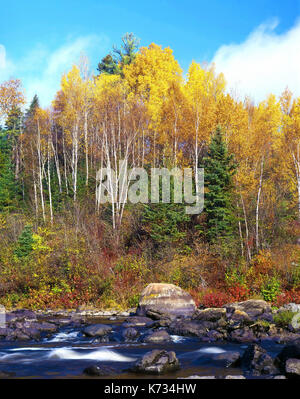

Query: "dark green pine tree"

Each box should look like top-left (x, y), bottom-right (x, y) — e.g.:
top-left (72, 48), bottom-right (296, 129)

top-left (97, 54), bottom-right (119, 75)
top-left (14, 225), bottom-right (35, 259)
top-left (25, 94), bottom-right (39, 120)
top-left (5, 107), bottom-right (23, 139)
top-left (0, 107), bottom-right (23, 212)
top-left (0, 131), bottom-right (18, 212)
top-left (203, 126), bottom-right (237, 242)
top-left (142, 175), bottom-right (190, 245)
top-left (142, 202), bottom-right (190, 244)
top-left (97, 33), bottom-right (140, 76)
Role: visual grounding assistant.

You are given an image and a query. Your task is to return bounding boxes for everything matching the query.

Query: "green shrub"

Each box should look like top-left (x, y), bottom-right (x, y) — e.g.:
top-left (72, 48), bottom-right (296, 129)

top-left (261, 276), bottom-right (281, 302)
top-left (291, 263), bottom-right (300, 288)
top-left (273, 310), bottom-right (295, 328)
top-left (128, 293), bottom-right (140, 308)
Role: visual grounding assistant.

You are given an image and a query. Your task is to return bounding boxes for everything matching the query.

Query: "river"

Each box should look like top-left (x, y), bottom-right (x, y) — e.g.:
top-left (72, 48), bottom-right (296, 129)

top-left (0, 318), bottom-right (285, 379)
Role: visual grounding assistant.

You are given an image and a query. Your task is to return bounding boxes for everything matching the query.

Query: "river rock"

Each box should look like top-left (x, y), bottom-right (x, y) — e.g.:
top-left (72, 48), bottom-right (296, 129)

top-left (206, 329), bottom-right (224, 341)
top-left (46, 318), bottom-right (74, 326)
top-left (21, 327), bottom-right (41, 340)
top-left (143, 329), bottom-right (171, 343)
top-left (228, 310), bottom-right (252, 327)
top-left (169, 319), bottom-right (215, 338)
top-left (151, 318), bottom-right (172, 328)
top-left (136, 283), bottom-right (196, 318)
top-left (274, 332), bottom-right (300, 344)
top-left (193, 308), bottom-right (226, 322)
top-left (122, 328), bottom-right (140, 342)
top-left (33, 321), bottom-right (57, 333)
top-left (82, 323), bottom-right (112, 337)
top-left (6, 309), bottom-right (37, 323)
top-left (224, 375), bottom-right (246, 379)
top-left (122, 316), bottom-right (154, 328)
top-left (285, 358), bottom-right (300, 377)
top-left (241, 344), bottom-right (278, 375)
top-left (275, 343), bottom-right (300, 373)
top-left (83, 365), bottom-right (116, 377)
top-left (0, 370), bottom-right (16, 378)
top-left (278, 303), bottom-right (300, 314)
top-left (224, 300), bottom-right (272, 322)
top-left (14, 330), bottom-right (31, 340)
top-left (0, 328), bottom-right (13, 338)
top-left (132, 349), bottom-right (180, 374)
top-left (213, 351), bottom-right (241, 367)
top-left (230, 328), bottom-right (257, 343)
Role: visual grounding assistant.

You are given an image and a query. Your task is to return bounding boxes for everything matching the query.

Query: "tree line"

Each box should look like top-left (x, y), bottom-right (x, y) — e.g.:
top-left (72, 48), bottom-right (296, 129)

top-left (1, 34), bottom-right (300, 308)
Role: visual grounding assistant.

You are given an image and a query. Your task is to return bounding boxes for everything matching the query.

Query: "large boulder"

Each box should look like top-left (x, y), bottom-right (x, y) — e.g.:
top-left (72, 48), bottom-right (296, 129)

top-left (228, 310), bottom-right (252, 327)
top-left (122, 328), bottom-right (140, 342)
top-left (275, 343), bottom-right (300, 373)
top-left (241, 344), bottom-right (278, 375)
top-left (136, 283), bottom-right (196, 318)
top-left (224, 300), bottom-right (272, 322)
top-left (143, 330), bottom-right (172, 343)
top-left (193, 308), bottom-right (226, 322)
top-left (82, 323), bottom-right (112, 338)
top-left (169, 319), bottom-right (215, 338)
top-left (285, 358), bottom-right (300, 378)
top-left (6, 309), bottom-right (37, 324)
top-left (229, 328), bottom-right (257, 343)
top-left (131, 349), bottom-right (180, 374)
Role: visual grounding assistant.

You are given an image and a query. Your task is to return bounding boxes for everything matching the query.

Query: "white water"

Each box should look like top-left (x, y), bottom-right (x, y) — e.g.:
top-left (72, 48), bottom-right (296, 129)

top-left (48, 347), bottom-right (136, 362)
top-left (0, 352), bottom-right (22, 361)
top-left (46, 331), bottom-right (79, 342)
top-left (198, 347), bottom-right (226, 354)
top-left (9, 347), bottom-right (51, 351)
top-left (170, 335), bottom-right (186, 343)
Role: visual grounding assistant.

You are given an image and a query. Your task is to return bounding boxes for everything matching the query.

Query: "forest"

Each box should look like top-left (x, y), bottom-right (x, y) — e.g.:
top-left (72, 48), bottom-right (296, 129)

top-left (1, 33), bottom-right (300, 310)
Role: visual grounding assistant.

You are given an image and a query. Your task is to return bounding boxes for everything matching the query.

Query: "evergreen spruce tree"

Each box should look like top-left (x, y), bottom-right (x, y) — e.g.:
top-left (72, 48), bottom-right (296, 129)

top-left (203, 126), bottom-right (237, 242)
top-left (5, 107), bottom-right (23, 139)
top-left (0, 132), bottom-right (17, 212)
top-left (14, 225), bottom-right (35, 258)
top-left (143, 202), bottom-right (190, 244)
top-left (25, 95), bottom-right (39, 120)
top-left (142, 175), bottom-right (190, 245)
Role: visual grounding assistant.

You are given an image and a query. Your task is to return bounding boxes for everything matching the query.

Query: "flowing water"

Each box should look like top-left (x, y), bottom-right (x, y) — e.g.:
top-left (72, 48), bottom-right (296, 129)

top-left (0, 319), bottom-right (284, 379)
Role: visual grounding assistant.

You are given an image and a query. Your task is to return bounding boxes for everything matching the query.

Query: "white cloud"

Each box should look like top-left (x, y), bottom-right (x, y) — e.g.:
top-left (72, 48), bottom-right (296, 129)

top-left (24, 35), bottom-right (109, 107)
top-left (0, 44), bottom-right (16, 81)
top-left (212, 18), bottom-right (300, 102)
top-left (0, 34), bottom-right (109, 108)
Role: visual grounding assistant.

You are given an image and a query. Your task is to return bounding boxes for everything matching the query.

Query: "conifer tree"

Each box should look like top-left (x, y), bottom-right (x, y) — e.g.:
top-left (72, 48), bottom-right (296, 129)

top-left (0, 132), bottom-right (17, 212)
top-left (14, 225), bottom-right (35, 258)
top-left (203, 126), bottom-right (237, 242)
top-left (142, 176), bottom-right (190, 245)
top-left (97, 33), bottom-right (140, 76)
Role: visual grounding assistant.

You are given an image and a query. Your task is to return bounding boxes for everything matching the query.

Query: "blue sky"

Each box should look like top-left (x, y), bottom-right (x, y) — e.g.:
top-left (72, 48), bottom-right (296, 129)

top-left (1, 0), bottom-right (300, 106)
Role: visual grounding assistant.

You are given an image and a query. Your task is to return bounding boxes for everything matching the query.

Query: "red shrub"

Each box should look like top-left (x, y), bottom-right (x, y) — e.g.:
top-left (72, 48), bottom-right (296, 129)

top-left (274, 289), bottom-right (300, 307)
top-left (227, 283), bottom-right (250, 302)
top-left (201, 291), bottom-right (231, 308)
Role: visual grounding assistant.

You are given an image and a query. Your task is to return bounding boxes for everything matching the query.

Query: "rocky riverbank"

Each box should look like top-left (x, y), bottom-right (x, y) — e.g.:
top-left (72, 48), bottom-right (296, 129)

top-left (1, 283), bottom-right (300, 379)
